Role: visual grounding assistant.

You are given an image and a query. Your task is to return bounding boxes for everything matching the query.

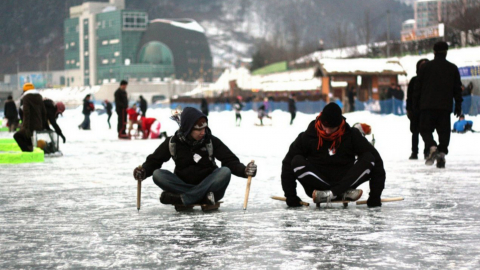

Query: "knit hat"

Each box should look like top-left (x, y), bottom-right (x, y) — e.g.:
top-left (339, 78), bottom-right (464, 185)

top-left (320, 103), bottom-right (343, 127)
top-left (56, 102), bottom-right (66, 116)
top-left (193, 117), bottom-right (207, 130)
top-left (23, 83), bottom-right (35, 92)
top-left (353, 123), bottom-right (371, 136)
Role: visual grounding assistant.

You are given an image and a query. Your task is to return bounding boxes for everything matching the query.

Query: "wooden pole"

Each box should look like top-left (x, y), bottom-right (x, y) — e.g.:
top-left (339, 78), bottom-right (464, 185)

top-left (137, 180), bottom-right (141, 212)
top-left (243, 160), bottom-right (255, 210)
top-left (356, 197), bottom-right (404, 205)
top-left (270, 196), bottom-right (310, 206)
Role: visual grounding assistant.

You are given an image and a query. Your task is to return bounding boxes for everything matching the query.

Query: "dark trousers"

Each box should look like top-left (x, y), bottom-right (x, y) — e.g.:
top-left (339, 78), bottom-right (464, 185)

top-left (116, 108), bottom-right (127, 135)
top-left (152, 167), bottom-right (231, 205)
top-left (291, 154), bottom-right (374, 197)
top-left (107, 113), bottom-right (112, 129)
top-left (290, 111), bottom-right (296, 125)
top-left (410, 112), bottom-right (426, 156)
top-left (80, 114), bottom-right (90, 129)
top-left (349, 101), bottom-right (355, 112)
top-left (13, 130), bottom-right (33, 152)
top-left (420, 109), bottom-right (451, 154)
top-left (141, 109), bottom-right (147, 117)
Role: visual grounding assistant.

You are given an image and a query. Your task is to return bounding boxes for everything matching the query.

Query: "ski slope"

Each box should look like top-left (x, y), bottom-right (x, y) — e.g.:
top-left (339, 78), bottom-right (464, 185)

top-left (1, 108), bottom-right (479, 269)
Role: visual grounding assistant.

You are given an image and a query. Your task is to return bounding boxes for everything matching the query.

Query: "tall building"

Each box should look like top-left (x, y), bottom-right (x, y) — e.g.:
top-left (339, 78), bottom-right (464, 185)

top-left (64, 0), bottom-right (212, 87)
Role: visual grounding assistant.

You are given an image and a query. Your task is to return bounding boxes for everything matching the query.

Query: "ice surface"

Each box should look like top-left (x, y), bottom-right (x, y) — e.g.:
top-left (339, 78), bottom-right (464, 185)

top-left (1, 108), bottom-right (480, 269)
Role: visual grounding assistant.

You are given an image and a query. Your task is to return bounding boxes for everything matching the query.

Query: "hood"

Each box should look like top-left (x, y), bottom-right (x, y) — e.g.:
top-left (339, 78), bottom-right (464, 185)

top-left (180, 107), bottom-right (208, 135)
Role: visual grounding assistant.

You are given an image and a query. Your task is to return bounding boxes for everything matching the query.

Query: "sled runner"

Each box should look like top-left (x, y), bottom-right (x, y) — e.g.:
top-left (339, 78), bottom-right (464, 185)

top-left (174, 201), bottom-right (223, 212)
top-left (271, 196), bottom-right (404, 207)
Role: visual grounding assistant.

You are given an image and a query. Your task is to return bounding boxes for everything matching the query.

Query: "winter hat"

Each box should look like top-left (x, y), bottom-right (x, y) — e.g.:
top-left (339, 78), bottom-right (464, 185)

top-left (353, 123), bottom-right (371, 136)
top-left (56, 102), bottom-right (66, 116)
top-left (180, 107), bottom-right (208, 135)
top-left (193, 117), bottom-right (208, 130)
top-left (320, 102), bottom-right (343, 127)
top-left (433, 41), bottom-right (448, 54)
top-left (23, 83), bottom-right (35, 92)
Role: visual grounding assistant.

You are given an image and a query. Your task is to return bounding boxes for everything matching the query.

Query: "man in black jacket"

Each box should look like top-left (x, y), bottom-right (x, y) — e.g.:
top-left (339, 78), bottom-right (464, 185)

top-left (406, 58), bottom-right (429, 160)
top-left (114, 80), bottom-right (128, 138)
top-left (133, 107), bottom-right (257, 206)
top-left (288, 94), bottom-right (297, 125)
top-left (3, 95), bottom-right (18, 132)
top-left (414, 41), bottom-right (463, 168)
top-left (139, 95), bottom-right (147, 117)
top-left (281, 103), bottom-right (385, 207)
top-left (43, 99), bottom-right (66, 143)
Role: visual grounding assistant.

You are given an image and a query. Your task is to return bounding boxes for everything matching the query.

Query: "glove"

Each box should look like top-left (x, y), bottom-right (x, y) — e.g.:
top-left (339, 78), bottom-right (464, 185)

top-left (60, 134), bottom-right (66, 144)
top-left (367, 196), bottom-right (382, 208)
top-left (133, 166), bottom-right (146, 181)
top-left (286, 196), bottom-right (303, 207)
top-left (454, 105), bottom-right (462, 117)
top-left (245, 161), bottom-right (257, 177)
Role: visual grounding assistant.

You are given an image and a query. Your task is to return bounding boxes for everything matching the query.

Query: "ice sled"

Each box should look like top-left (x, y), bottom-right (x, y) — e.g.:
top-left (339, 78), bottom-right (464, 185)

top-left (174, 201), bottom-right (223, 212)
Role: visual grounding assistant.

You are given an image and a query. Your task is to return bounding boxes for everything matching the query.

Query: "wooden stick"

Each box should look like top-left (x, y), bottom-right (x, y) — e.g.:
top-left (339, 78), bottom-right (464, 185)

top-left (137, 180), bottom-right (141, 212)
top-left (356, 197), bottom-right (404, 205)
top-left (243, 160), bottom-right (255, 210)
top-left (271, 196), bottom-right (310, 206)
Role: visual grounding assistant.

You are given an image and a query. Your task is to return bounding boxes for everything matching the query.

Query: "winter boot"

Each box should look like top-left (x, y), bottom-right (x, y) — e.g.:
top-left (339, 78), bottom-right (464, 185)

top-left (425, 146), bottom-right (438, 166)
top-left (340, 189), bottom-right (363, 201)
top-left (436, 152), bottom-right (446, 168)
top-left (409, 153), bottom-right (418, 160)
top-left (200, 192), bottom-right (215, 205)
top-left (312, 190), bottom-right (336, 203)
top-left (160, 192), bottom-right (184, 205)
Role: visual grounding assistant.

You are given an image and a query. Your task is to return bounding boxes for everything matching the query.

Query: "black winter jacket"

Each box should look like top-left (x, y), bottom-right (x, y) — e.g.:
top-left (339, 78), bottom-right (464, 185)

top-left (288, 98), bottom-right (296, 113)
top-left (281, 121), bottom-right (385, 199)
top-left (406, 76), bottom-right (417, 112)
top-left (414, 55), bottom-right (463, 111)
top-left (114, 88), bottom-right (128, 110)
top-left (43, 99), bottom-right (63, 136)
top-left (21, 91), bottom-right (47, 137)
top-left (142, 131), bottom-right (247, 185)
top-left (82, 100), bottom-right (93, 115)
top-left (4, 100), bottom-right (18, 120)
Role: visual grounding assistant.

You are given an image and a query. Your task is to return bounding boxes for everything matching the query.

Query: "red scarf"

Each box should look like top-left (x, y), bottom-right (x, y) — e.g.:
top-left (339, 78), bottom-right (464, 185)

top-left (315, 113), bottom-right (346, 154)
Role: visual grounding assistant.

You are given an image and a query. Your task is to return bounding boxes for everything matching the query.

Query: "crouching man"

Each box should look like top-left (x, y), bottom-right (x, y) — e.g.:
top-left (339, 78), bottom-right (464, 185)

top-left (281, 103), bottom-right (386, 207)
top-left (133, 107), bottom-right (257, 206)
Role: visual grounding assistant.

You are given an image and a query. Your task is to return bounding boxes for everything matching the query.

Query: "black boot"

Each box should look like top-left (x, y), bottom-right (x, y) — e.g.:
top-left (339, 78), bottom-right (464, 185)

top-left (409, 153), bottom-right (418, 160)
top-left (199, 192), bottom-right (215, 205)
top-left (436, 152), bottom-right (446, 168)
top-left (160, 192), bottom-right (184, 205)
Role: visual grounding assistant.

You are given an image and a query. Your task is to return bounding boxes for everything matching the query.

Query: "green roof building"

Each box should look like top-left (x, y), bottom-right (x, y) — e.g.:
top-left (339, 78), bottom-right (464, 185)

top-left (64, 0), bottom-right (212, 87)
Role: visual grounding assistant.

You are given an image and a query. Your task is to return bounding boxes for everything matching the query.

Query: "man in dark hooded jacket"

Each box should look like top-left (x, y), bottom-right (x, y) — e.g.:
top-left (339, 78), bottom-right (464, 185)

top-left (133, 107), bottom-right (257, 206)
top-left (43, 99), bottom-right (66, 143)
top-left (414, 41), bottom-right (463, 168)
top-left (281, 103), bottom-right (385, 207)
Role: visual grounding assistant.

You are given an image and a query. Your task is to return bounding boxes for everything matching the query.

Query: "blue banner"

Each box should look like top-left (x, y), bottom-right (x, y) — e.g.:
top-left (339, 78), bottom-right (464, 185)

top-left (459, 66), bottom-right (480, 79)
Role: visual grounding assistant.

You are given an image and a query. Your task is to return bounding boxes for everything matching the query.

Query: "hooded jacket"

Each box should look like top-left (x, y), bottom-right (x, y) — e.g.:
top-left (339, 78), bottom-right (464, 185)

top-left (43, 99), bottom-right (63, 137)
top-left (281, 120), bottom-right (385, 199)
top-left (142, 107), bottom-right (247, 184)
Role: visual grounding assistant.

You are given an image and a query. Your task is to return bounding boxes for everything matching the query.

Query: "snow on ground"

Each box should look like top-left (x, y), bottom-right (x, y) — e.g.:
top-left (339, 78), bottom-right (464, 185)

top-left (1, 108), bottom-right (480, 269)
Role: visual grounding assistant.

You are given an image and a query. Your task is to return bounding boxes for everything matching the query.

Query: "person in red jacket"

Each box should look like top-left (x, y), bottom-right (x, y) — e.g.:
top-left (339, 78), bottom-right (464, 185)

top-left (139, 116), bottom-right (166, 139)
top-left (126, 104), bottom-right (140, 136)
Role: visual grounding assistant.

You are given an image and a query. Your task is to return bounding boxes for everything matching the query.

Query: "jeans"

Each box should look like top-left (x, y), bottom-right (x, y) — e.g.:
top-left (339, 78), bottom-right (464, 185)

top-left (153, 167), bottom-right (231, 205)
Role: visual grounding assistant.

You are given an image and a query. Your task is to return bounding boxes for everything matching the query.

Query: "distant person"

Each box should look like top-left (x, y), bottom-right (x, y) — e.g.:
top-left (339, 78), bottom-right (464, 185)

top-left (461, 82), bottom-right (473, 115)
top-left (406, 58), bottom-right (429, 160)
top-left (288, 94), bottom-right (297, 125)
top-left (200, 98), bottom-right (209, 116)
top-left (139, 95), bottom-right (148, 117)
top-left (452, 115), bottom-right (474, 133)
top-left (234, 96), bottom-right (244, 126)
top-left (347, 86), bottom-right (356, 112)
top-left (3, 95), bottom-right (19, 132)
top-left (126, 104), bottom-right (140, 136)
top-left (114, 80), bottom-right (129, 138)
top-left (139, 116), bottom-right (167, 139)
top-left (414, 41), bottom-right (463, 168)
top-left (79, 94), bottom-right (94, 130)
top-left (258, 98), bottom-right (272, 126)
top-left (102, 99), bottom-right (113, 129)
top-left (14, 83), bottom-right (47, 152)
top-left (280, 103), bottom-right (385, 207)
top-left (43, 99), bottom-right (66, 143)
top-left (393, 85), bottom-right (405, 115)
top-left (386, 83), bottom-right (396, 114)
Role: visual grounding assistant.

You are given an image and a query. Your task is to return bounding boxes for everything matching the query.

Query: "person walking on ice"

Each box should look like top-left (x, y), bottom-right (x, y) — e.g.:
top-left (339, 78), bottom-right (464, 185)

top-left (133, 107), bottom-right (257, 207)
top-left (280, 102), bottom-right (386, 207)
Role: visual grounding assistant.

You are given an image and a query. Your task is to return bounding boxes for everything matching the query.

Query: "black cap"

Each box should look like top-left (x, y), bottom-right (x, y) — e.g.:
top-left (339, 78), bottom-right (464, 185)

top-left (433, 41), bottom-right (448, 54)
top-left (120, 80), bottom-right (128, 85)
top-left (320, 102), bottom-right (343, 127)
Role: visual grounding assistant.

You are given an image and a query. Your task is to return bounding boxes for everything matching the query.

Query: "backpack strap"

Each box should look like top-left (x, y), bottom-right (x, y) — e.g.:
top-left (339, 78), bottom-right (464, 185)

top-left (169, 136), bottom-right (177, 160)
top-left (206, 139), bottom-right (215, 165)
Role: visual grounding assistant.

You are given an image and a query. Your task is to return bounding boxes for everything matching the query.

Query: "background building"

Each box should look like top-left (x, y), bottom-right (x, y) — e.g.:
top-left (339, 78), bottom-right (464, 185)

top-left (64, 0), bottom-right (212, 87)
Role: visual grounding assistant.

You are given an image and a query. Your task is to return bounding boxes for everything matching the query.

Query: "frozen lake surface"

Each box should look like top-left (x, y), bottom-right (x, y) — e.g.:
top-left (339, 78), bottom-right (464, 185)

top-left (1, 108), bottom-right (480, 269)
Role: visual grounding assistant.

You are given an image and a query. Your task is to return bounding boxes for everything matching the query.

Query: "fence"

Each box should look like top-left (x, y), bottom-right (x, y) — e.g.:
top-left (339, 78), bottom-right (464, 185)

top-left (168, 96), bottom-right (480, 116)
